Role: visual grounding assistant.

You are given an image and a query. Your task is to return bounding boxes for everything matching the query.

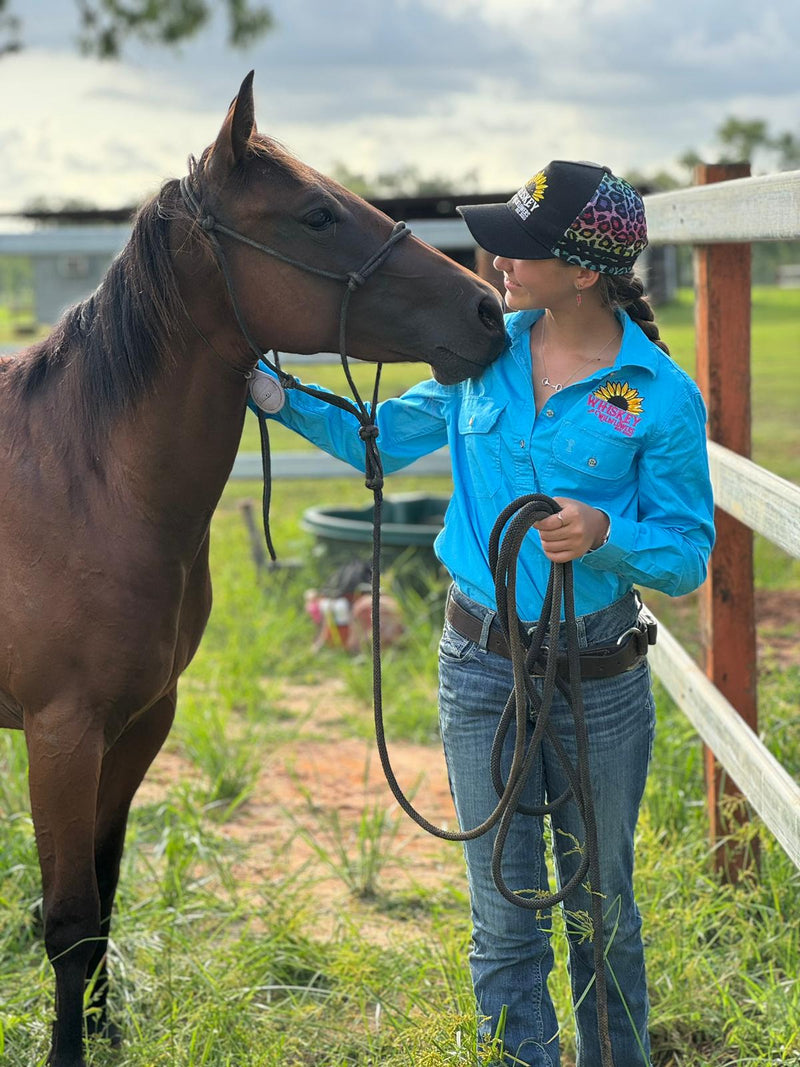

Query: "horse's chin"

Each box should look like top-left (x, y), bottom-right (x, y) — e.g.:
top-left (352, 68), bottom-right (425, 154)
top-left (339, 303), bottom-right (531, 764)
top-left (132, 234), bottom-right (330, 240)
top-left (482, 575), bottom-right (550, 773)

top-left (429, 346), bottom-right (491, 386)
top-left (430, 366), bottom-right (461, 386)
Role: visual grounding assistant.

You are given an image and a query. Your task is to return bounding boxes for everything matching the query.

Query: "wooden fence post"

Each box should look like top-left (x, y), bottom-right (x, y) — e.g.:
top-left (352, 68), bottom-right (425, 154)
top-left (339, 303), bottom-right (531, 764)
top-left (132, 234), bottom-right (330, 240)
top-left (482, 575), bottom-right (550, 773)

top-left (693, 162), bottom-right (759, 881)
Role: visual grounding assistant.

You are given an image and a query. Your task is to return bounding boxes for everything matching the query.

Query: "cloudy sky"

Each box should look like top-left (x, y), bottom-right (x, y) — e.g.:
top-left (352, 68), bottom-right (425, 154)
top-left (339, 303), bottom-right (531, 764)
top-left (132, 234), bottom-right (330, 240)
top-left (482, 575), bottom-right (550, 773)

top-left (0, 0), bottom-right (797, 213)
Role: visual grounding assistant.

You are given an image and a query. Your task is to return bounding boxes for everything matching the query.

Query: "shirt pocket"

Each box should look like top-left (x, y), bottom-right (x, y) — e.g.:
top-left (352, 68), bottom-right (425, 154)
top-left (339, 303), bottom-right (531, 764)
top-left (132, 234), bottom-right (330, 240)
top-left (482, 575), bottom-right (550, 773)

top-left (548, 420), bottom-right (636, 484)
top-left (457, 396), bottom-right (507, 498)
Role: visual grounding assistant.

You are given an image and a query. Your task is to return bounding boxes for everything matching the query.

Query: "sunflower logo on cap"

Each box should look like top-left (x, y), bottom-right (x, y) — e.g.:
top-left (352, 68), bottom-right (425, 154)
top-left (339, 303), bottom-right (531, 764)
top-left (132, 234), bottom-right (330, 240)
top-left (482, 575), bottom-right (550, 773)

top-left (525, 171), bottom-right (548, 202)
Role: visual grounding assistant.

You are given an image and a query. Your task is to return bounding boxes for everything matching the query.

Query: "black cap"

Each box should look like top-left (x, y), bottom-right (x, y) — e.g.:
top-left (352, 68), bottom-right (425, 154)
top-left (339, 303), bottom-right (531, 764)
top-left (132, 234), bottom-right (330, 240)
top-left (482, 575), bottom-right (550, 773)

top-left (457, 160), bottom-right (647, 276)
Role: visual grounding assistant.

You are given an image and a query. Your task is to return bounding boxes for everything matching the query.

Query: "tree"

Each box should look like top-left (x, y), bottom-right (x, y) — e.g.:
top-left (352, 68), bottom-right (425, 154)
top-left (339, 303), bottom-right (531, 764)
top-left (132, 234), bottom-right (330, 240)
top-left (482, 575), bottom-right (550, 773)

top-left (330, 162), bottom-right (481, 199)
top-left (703, 116), bottom-right (799, 174)
top-left (715, 117), bottom-right (771, 165)
top-left (0, 1), bottom-right (19, 56)
top-left (0, 0), bottom-right (273, 59)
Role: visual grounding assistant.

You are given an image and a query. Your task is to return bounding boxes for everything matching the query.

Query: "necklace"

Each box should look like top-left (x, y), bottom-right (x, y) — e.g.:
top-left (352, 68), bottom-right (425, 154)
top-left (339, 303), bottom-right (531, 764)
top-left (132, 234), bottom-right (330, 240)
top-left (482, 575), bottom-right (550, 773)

top-left (537, 316), bottom-right (620, 392)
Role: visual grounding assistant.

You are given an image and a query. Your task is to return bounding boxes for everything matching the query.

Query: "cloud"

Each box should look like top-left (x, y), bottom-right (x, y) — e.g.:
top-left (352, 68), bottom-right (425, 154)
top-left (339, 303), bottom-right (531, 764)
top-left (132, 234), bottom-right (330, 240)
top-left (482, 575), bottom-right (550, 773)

top-left (0, 0), bottom-right (797, 213)
top-left (0, 50), bottom-right (226, 209)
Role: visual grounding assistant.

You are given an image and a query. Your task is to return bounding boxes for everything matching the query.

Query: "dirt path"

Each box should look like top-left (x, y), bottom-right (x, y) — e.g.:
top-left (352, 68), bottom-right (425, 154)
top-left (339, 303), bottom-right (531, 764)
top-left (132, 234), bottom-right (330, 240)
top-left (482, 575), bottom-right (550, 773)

top-left (136, 679), bottom-right (465, 925)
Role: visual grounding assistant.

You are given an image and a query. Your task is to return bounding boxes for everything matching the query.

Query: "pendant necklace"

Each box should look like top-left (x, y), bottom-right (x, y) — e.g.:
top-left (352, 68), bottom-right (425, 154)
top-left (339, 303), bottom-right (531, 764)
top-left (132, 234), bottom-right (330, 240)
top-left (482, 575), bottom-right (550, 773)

top-left (537, 316), bottom-right (621, 392)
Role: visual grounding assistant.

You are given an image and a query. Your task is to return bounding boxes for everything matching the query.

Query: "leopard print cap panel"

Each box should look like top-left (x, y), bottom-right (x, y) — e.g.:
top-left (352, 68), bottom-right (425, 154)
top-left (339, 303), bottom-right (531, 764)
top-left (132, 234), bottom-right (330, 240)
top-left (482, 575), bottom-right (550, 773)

top-left (552, 172), bottom-right (648, 276)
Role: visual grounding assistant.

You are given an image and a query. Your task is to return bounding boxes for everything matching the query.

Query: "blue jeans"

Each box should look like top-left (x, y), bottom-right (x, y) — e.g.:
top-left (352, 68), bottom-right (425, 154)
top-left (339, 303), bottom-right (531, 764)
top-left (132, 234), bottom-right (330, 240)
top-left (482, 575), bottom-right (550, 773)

top-left (439, 586), bottom-right (655, 1067)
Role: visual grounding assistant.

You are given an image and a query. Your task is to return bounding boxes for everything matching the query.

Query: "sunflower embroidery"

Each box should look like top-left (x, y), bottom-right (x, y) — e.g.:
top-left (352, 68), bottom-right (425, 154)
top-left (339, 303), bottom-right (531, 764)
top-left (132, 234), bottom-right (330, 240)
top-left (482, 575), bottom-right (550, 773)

top-left (526, 170), bottom-right (548, 202)
top-left (594, 380), bottom-right (644, 414)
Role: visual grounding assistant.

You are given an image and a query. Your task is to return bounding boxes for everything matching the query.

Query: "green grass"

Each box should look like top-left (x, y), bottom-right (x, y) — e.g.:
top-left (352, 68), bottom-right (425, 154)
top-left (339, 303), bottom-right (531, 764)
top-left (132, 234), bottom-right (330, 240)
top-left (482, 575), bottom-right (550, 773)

top-left (3, 534), bottom-right (798, 1064)
top-left (1, 288), bottom-right (799, 1065)
top-left (657, 287), bottom-right (800, 485)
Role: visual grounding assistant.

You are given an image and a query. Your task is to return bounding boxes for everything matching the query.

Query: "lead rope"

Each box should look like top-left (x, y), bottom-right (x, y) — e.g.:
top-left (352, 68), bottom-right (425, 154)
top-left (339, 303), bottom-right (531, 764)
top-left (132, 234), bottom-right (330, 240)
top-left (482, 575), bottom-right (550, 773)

top-left (176, 165), bottom-right (612, 1065)
top-left (368, 489), bottom-right (613, 1067)
top-left (487, 495), bottom-right (613, 1066)
top-left (253, 371), bottom-right (614, 1063)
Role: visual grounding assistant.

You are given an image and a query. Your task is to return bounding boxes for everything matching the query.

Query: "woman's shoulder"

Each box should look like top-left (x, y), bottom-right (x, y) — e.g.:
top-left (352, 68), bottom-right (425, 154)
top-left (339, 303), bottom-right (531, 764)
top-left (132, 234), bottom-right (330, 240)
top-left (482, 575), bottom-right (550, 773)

top-left (622, 318), bottom-right (702, 396)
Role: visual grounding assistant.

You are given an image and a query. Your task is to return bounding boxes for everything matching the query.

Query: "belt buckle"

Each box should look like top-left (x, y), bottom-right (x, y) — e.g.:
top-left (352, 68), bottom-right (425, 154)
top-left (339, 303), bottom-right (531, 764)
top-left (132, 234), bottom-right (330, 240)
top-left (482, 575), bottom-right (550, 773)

top-left (616, 602), bottom-right (658, 651)
top-left (616, 625), bottom-right (640, 647)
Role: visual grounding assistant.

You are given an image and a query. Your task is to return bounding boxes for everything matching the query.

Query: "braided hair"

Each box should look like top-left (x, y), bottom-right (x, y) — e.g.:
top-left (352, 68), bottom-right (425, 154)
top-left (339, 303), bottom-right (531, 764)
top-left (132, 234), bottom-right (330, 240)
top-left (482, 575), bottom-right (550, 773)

top-left (599, 273), bottom-right (670, 355)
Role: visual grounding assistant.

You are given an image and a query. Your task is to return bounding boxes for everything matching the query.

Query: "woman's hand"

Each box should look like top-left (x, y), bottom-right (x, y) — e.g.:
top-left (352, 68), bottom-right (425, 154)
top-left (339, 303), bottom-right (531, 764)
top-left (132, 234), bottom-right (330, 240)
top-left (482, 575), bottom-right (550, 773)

top-left (533, 497), bottom-right (610, 562)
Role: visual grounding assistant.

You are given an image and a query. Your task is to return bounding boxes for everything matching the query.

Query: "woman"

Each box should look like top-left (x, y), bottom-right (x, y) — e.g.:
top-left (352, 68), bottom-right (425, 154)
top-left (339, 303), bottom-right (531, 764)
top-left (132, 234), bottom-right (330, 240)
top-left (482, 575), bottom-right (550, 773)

top-left (252, 160), bottom-right (714, 1066)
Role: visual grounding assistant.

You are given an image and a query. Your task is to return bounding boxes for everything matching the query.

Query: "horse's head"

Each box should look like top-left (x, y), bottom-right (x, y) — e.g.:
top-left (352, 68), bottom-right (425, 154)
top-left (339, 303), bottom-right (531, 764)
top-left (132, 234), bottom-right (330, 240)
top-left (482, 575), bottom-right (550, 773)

top-left (180, 72), bottom-right (505, 385)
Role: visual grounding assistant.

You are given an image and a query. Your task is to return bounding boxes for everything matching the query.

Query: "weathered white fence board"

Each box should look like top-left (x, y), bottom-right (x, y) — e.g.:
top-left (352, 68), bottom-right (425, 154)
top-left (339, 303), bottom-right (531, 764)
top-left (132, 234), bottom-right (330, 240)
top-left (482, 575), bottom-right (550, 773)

top-left (650, 622), bottom-right (800, 870)
top-left (231, 447), bottom-right (451, 480)
top-left (708, 441), bottom-right (800, 559)
top-left (645, 170), bottom-right (800, 244)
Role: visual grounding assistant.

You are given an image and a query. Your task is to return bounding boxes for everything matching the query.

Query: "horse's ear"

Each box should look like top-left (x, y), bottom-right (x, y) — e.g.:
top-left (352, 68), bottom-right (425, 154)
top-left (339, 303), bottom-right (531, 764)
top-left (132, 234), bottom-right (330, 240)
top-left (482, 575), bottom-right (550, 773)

top-left (208, 70), bottom-right (257, 179)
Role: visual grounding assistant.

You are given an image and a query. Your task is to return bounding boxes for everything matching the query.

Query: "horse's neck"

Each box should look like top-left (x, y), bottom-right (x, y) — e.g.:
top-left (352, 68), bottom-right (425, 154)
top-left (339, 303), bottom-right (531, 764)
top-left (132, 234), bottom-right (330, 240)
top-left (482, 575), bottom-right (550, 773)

top-left (111, 336), bottom-right (250, 544)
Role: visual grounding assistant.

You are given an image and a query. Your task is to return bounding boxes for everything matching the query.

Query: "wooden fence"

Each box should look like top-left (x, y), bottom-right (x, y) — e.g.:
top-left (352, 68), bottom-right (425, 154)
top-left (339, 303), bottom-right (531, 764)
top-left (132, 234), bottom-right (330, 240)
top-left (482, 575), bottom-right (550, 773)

top-left (646, 164), bottom-right (800, 878)
top-left (232, 165), bottom-right (800, 878)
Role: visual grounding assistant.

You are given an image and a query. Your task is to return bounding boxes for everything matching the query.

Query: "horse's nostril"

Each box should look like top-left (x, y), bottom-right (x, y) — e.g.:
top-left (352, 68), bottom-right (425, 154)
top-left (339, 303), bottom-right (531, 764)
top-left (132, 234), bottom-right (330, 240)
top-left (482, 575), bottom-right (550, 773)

top-left (478, 295), bottom-right (503, 333)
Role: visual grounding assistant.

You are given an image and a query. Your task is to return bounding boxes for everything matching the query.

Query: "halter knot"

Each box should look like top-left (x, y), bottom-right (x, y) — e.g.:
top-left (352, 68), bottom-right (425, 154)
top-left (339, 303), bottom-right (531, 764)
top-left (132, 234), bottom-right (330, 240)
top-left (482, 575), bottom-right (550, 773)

top-left (347, 271), bottom-right (367, 291)
top-left (200, 215), bottom-right (216, 231)
top-left (359, 424), bottom-right (380, 441)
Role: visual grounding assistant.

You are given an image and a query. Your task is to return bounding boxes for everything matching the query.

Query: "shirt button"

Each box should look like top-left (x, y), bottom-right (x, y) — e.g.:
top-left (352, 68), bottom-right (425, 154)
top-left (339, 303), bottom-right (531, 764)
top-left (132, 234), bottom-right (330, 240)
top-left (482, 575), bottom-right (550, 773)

top-left (469, 416), bottom-right (474, 426)
top-left (519, 439), bottom-right (526, 448)
top-left (545, 409), bottom-right (555, 418)
top-left (588, 457), bottom-right (598, 467)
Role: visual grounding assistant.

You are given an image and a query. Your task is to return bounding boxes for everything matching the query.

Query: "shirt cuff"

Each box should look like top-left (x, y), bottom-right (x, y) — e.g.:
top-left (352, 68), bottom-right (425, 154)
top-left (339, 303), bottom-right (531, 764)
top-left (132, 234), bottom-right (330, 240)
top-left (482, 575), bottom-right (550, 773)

top-left (581, 512), bottom-right (634, 570)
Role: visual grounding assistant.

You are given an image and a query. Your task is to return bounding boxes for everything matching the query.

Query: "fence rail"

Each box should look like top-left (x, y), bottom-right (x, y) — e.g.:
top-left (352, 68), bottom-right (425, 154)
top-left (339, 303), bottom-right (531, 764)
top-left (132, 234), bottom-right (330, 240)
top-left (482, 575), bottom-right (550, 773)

top-left (707, 441), bottom-right (800, 559)
top-left (649, 625), bottom-right (800, 870)
top-left (231, 447), bottom-right (450, 481)
top-left (645, 168), bottom-right (800, 243)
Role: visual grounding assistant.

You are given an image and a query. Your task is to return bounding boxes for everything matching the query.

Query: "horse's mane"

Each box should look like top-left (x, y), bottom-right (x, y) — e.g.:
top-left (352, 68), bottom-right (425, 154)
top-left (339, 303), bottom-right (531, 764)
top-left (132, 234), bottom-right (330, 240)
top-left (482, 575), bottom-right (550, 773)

top-left (11, 134), bottom-right (312, 447)
top-left (12, 180), bottom-right (189, 445)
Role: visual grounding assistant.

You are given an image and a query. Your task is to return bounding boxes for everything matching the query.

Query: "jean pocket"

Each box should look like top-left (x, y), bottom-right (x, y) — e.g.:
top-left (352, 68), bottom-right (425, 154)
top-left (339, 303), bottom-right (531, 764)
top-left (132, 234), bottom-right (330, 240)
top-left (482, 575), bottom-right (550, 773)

top-left (438, 618), bottom-right (479, 663)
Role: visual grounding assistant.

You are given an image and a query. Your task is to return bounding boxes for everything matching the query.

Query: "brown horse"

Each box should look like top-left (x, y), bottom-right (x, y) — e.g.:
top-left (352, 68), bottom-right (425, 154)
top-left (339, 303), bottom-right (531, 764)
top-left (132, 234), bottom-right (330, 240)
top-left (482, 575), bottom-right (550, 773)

top-left (0, 72), bottom-right (504, 1066)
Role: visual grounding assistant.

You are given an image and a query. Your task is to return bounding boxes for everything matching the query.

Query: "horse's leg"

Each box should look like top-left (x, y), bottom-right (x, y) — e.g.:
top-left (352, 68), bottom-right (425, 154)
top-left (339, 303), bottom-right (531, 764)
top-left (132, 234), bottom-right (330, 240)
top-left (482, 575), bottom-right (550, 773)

top-left (84, 690), bottom-right (177, 1046)
top-left (25, 706), bottom-right (105, 1067)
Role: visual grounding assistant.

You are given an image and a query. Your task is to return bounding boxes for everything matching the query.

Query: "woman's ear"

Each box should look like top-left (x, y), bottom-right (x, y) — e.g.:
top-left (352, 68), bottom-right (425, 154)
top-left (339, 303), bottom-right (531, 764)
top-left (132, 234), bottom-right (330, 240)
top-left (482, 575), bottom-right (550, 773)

top-left (575, 266), bottom-right (601, 290)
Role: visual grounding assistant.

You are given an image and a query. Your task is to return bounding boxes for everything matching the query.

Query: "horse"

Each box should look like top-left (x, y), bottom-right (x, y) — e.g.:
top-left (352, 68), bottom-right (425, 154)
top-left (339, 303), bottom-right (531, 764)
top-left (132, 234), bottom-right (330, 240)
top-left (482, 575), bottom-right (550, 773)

top-left (0, 71), bottom-right (504, 1067)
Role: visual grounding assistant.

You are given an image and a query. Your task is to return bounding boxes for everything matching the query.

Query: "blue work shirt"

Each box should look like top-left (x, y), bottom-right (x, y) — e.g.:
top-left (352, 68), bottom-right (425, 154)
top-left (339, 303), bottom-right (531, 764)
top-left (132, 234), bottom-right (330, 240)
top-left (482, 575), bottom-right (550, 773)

top-left (255, 309), bottom-right (715, 619)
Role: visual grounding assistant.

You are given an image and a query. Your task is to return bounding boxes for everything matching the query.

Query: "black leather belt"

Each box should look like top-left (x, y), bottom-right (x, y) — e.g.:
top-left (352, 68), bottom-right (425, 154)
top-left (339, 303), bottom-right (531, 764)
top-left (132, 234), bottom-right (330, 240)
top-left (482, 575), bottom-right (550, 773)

top-left (446, 596), bottom-right (657, 680)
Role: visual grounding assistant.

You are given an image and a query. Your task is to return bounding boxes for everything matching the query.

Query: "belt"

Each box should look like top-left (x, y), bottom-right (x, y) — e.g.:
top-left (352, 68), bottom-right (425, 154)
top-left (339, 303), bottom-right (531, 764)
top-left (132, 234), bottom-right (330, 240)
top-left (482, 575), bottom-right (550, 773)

top-left (445, 596), bottom-right (657, 680)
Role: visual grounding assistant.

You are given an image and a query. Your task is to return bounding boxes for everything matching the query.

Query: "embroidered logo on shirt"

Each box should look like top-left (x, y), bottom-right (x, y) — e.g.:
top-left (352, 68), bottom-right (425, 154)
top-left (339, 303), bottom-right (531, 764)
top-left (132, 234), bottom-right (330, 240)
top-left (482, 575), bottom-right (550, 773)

top-left (587, 380), bottom-right (644, 437)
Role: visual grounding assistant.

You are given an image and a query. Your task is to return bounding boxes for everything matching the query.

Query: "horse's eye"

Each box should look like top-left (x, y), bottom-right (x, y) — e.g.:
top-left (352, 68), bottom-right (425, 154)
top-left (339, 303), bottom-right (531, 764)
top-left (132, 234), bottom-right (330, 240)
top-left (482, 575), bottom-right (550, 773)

top-left (305, 207), bottom-right (336, 231)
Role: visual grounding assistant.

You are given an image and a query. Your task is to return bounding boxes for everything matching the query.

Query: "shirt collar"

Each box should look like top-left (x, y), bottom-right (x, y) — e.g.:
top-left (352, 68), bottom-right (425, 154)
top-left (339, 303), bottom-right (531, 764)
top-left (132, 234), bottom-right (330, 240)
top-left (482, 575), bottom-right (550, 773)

top-left (504, 307), bottom-right (661, 377)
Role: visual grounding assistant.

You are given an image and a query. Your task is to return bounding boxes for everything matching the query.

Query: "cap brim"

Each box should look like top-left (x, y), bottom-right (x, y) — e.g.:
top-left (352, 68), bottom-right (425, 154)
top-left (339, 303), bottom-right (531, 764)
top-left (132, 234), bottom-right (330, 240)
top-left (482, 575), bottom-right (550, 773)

top-left (457, 202), bottom-right (554, 260)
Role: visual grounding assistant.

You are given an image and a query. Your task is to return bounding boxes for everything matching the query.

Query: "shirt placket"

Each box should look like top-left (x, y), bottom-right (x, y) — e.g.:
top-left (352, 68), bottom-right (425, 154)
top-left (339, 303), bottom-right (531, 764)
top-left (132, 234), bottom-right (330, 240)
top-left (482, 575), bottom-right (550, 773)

top-left (509, 333), bottom-right (540, 493)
